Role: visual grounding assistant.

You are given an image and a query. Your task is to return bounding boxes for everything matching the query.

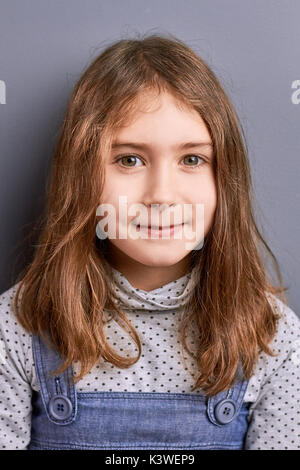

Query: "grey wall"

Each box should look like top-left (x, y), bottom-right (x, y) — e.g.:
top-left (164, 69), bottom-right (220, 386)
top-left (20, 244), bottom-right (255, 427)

top-left (0, 0), bottom-right (299, 316)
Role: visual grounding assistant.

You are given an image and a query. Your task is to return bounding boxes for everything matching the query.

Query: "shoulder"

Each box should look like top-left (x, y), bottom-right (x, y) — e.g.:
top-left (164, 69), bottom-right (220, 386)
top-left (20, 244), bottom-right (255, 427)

top-left (0, 281), bottom-right (26, 334)
top-left (265, 292), bottom-right (300, 356)
top-left (245, 293), bottom-right (300, 402)
top-left (0, 282), bottom-right (33, 382)
top-left (0, 283), bottom-right (34, 449)
top-left (244, 294), bottom-right (300, 449)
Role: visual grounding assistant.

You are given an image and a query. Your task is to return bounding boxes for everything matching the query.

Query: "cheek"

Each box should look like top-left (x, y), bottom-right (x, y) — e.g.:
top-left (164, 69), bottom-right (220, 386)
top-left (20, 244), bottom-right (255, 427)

top-left (205, 181), bottom-right (217, 212)
top-left (101, 170), bottom-right (131, 205)
top-left (100, 175), bottom-right (138, 222)
top-left (191, 173), bottom-right (217, 208)
top-left (191, 176), bottom-right (217, 230)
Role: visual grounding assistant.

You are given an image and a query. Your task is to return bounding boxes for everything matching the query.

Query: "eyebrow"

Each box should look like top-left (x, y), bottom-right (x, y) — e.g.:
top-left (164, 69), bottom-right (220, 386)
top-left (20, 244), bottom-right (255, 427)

top-left (111, 140), bottom-right (213, 150)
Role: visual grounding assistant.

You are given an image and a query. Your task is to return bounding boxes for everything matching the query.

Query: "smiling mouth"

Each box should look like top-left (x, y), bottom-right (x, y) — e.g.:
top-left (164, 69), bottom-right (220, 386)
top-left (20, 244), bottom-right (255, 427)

top-left (136, 223), bottom-right (184, 230)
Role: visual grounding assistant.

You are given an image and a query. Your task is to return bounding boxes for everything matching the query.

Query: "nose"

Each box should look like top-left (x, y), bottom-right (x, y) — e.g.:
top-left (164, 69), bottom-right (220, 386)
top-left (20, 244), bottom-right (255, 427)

top-left (142, 162), bottom-right (178, 207)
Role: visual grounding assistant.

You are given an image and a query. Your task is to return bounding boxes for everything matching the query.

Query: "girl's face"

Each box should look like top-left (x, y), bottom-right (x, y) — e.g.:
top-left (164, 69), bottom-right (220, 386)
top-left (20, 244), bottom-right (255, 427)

top-left (100, 90), bottom-right (217, 273)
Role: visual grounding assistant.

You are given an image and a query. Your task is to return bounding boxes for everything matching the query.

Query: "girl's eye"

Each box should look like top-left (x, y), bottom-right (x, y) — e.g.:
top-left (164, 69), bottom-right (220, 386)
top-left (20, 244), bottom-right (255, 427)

top-left (116, 155), bottom-right (143, 168)
top-left (182, 155), bottom-right (206, 169)
top-left (114, 154), bottom-right (206, 169)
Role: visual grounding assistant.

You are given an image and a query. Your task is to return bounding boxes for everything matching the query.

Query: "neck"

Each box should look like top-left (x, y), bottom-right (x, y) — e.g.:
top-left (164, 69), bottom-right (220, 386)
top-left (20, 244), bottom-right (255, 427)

top-left (105, 244), bottom-right (192, 292)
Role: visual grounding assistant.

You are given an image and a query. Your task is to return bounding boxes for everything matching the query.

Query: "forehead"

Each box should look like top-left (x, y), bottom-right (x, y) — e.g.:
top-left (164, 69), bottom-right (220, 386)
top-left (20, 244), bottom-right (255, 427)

top-left (112, 89), bottom-right (209, 139)
top-left (133, 89), bottom-right (193, 115)
top-left (117, 88), bottom-right (192, 122)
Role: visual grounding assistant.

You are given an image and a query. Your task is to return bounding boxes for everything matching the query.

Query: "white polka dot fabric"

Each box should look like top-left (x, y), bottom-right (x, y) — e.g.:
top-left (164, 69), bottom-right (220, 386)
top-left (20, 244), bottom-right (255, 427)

top-left (0, 268), bottom-right (299, 449)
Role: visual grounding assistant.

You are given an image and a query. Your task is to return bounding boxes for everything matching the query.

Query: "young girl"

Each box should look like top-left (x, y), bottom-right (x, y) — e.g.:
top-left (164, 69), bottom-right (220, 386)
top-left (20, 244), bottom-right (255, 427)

top-left (0, 34), bottom-right (299, 451)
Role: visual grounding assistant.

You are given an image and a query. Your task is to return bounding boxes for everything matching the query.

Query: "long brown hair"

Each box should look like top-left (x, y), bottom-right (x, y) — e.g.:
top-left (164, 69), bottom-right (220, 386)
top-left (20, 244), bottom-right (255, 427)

top-left (13, 33), bottom-right (288, 397)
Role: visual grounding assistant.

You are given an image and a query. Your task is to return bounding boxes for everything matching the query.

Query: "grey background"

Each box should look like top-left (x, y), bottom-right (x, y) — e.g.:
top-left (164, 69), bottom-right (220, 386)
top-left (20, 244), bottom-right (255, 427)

top-left (0, 0), bottom-right (299, 316)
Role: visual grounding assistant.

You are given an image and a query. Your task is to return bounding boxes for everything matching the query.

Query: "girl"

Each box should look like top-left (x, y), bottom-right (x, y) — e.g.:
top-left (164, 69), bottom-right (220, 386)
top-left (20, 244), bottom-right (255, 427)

top-left (0, 33), bottom-right (299, 450)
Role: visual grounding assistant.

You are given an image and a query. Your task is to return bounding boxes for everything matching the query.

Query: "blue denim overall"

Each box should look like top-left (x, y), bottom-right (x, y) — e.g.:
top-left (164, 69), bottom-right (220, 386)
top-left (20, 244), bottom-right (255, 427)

top-left (28, 332), bottom-right (251, 450)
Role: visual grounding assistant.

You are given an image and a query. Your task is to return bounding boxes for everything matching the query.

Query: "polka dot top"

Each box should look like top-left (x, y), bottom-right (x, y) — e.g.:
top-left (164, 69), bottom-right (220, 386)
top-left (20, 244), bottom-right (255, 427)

top-left (0, 267), bottom-right (299, 450)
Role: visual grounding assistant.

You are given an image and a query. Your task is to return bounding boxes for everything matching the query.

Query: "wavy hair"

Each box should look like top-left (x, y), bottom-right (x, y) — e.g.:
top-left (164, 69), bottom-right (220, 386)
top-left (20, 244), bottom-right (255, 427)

top-left (13, 33), bottom-right (288, 396)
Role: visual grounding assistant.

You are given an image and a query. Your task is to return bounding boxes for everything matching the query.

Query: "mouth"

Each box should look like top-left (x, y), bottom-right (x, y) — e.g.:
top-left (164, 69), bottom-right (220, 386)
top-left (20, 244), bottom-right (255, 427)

top-left (136, 223), bottom-right (185, 230)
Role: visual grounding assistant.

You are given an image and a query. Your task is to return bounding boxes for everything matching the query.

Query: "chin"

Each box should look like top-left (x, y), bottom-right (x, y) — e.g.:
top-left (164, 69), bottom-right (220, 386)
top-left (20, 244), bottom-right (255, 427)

top-left (125, 247), bottom-right (189, 268)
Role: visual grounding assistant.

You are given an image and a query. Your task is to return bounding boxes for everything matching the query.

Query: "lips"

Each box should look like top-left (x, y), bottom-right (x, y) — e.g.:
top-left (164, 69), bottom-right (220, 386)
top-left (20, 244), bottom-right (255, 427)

top-left (137, 223), bottom-right (184, 229)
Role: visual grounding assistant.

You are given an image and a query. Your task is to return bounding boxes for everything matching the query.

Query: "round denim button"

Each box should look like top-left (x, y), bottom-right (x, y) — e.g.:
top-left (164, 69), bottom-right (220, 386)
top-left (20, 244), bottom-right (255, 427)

top-left (214, 399), bottom-right (236, 424)
top-left (48, 395), bottom-right (73, 420)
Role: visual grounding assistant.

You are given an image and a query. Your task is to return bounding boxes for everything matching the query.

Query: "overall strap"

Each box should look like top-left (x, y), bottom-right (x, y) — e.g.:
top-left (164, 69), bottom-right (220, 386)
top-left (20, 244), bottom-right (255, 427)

top-left (206, 362), bottom-right (249, 427)
top-left (31, 332), bottom-right (77, 425)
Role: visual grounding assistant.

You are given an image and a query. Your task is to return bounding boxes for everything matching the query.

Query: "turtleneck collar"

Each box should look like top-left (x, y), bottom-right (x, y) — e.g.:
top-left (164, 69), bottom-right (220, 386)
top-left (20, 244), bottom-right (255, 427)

top-left (110, 265), bottom-right (198, 311)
